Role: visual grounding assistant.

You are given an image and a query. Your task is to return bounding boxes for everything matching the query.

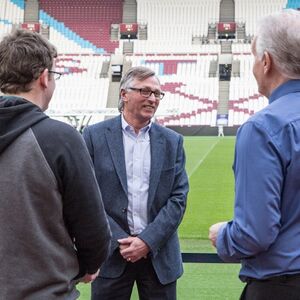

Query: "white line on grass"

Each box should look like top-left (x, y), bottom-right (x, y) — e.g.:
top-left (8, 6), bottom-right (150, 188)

top-left (188, 139), bottom-right (220, 179)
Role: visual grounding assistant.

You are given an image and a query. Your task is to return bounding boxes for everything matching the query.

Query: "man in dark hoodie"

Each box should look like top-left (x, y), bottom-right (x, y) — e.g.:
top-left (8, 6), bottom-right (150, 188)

top-left (0, 29), bottom-right (111, 300)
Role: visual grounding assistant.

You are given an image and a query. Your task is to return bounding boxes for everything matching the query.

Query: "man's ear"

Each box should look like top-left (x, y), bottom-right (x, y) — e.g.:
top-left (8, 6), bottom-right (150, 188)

top-left (39, 69), bottom-right (49, 88)
top-left (120, 89), bottom-right (127, 102)
top-left (263, 51), bottom-right (272, 75)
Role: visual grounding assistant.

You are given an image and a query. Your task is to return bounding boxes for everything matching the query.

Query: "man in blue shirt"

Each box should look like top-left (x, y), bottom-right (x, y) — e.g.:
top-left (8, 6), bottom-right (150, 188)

top-left (209, 9), bottom-right (300, 300)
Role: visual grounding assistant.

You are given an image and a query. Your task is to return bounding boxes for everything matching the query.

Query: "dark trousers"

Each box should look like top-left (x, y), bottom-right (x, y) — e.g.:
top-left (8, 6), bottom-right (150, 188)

top-left (91, 257), bottom-right (176, 300)
top-left (240, 274), bottom-right (300, 300)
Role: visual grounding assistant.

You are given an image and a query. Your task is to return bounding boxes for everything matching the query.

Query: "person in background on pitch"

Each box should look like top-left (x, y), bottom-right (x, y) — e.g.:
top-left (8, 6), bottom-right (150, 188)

top-left (83, 66), bottom-right (189, 300)
top-left (0, 29), bottom-right (111, 300)
top-left (209, 9), bottom-right (300, 300)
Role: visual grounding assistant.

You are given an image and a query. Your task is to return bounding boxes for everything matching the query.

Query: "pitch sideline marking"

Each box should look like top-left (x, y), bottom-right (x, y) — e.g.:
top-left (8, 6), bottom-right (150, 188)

top-left (188, 139), bottom-right (220, 179)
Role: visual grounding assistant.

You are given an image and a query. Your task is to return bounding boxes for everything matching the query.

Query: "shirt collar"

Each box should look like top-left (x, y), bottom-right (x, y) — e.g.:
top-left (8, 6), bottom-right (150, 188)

top-left (269, 79), bottom-right (300, 104)
top-left (121, 114), bottom-right (152, 135)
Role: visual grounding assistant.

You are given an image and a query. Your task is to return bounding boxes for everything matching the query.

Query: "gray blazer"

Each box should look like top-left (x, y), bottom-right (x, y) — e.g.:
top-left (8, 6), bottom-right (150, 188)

top-left (83, 115), bottom-right (189, 285)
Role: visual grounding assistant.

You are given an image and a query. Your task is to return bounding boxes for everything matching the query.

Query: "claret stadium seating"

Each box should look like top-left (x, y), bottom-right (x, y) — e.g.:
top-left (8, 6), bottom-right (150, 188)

top-left (0, 0), bottom-right (298, 132)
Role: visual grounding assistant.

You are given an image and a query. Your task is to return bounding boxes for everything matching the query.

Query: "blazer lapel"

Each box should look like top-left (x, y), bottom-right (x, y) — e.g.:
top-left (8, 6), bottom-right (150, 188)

top-left (105, 117), bottom-right (128, 195)
top-left (148, 124), bottom-right (165, 209)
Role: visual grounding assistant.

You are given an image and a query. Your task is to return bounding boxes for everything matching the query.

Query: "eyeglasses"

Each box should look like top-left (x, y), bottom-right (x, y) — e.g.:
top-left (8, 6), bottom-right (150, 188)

top-left (49, 70), bottom-right (62, 80)
top-left (128, 87), bottom-right (165, 100)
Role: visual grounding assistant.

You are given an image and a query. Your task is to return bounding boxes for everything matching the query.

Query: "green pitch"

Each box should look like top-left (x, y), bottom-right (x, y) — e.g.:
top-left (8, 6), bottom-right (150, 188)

top-left (78, 136), bottom-right (245, 299)
top-left (180, 136), bottom-right (235, 239)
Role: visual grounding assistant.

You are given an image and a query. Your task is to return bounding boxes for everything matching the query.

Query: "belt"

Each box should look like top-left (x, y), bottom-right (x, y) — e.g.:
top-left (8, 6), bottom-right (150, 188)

top-left (246, 273), bottom-right (300, 283)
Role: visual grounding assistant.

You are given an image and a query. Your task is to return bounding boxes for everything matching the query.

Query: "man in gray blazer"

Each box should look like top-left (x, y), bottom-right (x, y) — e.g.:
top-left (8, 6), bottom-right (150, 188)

top-left (83, 66), bottom-right (189, 300)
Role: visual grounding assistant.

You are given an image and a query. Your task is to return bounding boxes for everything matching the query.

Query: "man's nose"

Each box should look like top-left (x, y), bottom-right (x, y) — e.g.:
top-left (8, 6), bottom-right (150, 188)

top-left (148, 92), bottom-right (157, 101)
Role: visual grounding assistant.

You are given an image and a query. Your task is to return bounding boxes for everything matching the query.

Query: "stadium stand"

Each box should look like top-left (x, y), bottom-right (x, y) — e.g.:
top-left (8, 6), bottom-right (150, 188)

top-left (0, 0), bottom-right (296, 132)
top-left (284, 0), bottom-right (300, 9)
top-left (48, 54), bottom-right (110, 115)
top-left (134, 0), bottom-right (220, 54)
top-left (39, 0), bottom-right (123, 54)
top-left (235, 0), bottom-right (287, 37)
top-left (0, 0), bottom-right (24, 37)
top-left (126, 53), bottom-right (219, 126)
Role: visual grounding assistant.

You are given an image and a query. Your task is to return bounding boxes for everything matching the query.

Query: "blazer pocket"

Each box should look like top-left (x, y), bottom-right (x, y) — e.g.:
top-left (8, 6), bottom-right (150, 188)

top-left (157, 167), bottom-right (175, 194)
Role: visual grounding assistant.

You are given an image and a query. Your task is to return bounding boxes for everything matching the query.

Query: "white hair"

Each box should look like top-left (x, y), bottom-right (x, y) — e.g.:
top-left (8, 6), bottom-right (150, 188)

top-left (255, 9), bottom-right (300, 79)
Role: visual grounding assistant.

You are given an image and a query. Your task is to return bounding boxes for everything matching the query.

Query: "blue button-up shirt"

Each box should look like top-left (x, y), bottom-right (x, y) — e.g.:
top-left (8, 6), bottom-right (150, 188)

top-left (121, 116), bottom-right (151, 235)
top-left (217, 80), bottom-right (300, 281)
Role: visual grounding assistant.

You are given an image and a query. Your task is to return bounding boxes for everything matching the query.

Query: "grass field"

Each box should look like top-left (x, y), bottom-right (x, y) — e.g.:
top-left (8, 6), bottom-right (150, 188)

top-left (78, 136), bottom-right (245, 299)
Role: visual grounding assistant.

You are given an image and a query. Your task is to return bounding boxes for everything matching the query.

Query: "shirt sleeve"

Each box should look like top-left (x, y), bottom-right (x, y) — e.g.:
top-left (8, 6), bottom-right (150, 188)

top-left (217, 121), bottom-right (283, 262)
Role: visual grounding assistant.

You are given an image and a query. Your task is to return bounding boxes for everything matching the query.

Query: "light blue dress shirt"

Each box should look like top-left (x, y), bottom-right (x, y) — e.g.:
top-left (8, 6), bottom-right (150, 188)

top-left (217, 80), bottom-right (300, 281)
top-left (121, 116), bottom-right (151, 235)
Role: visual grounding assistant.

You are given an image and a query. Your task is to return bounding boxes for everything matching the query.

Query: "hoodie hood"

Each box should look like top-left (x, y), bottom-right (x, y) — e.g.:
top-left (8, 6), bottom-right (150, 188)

top-left (0, 96), bottom-right (48, 154)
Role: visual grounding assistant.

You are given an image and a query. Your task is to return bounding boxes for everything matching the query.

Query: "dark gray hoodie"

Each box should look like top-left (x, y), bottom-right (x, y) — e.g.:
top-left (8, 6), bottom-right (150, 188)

top-left (0, 96), bottom-right (111, 300)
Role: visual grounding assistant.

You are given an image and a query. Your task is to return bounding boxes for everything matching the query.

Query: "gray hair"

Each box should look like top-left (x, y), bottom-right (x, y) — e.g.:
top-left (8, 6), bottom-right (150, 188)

top-left (255, 9), bottom-right (300, 79)
top-left (118, 66), bottom-right (159, 112)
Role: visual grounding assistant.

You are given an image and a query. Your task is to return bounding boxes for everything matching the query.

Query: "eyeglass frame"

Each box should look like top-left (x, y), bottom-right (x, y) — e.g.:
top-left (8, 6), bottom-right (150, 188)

top-left (49, 70), bottom-right (62, 80)
top-left (127, 87), bottom-right (165, 100)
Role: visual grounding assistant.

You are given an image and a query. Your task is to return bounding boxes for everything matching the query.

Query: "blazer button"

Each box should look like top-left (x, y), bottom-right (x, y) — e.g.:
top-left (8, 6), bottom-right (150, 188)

top-left (122, 208), bottom-right (127, 213)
